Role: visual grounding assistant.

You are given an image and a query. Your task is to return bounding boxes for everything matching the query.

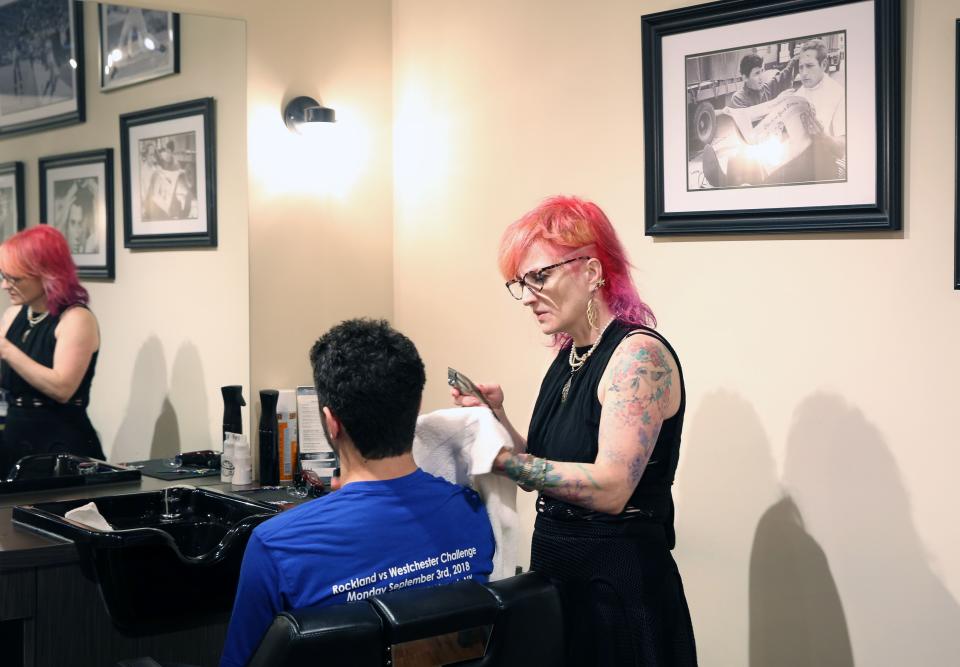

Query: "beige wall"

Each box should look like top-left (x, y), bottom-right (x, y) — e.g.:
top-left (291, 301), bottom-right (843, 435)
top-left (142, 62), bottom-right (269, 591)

top-left (392, 0), bottom-right (960, 665)
top-left (0, 5), bottom-right (249, 462)
top-left (133, 0), bottom-right (396, 440)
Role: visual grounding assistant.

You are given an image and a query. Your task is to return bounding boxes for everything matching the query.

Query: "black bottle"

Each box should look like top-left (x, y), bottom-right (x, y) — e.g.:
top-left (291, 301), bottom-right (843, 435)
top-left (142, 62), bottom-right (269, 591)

top-left (259, 390), bottom-right (280, 486)
top-left (221, 385), bottom-right (246, 443)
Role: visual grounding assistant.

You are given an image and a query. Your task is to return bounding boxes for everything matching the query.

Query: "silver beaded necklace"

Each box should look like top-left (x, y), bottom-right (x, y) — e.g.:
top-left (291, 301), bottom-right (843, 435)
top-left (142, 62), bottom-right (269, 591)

top-left (561, 317), bottom-right (615, 403)
top-left (22, 306), bottom-right (50, 342)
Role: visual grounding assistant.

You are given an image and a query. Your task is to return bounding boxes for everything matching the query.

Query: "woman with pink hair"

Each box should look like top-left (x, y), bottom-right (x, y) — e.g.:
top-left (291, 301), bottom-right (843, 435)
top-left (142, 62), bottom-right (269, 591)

top-left (453, 196), bottom-right (696, 665)
top-left (0, 226), bottom-right (103, 475)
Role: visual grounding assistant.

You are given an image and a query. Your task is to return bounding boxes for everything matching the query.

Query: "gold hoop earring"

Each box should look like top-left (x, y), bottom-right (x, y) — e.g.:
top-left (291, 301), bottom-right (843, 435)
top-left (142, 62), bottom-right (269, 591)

top-left (586, 296), bottom-right (599, 329)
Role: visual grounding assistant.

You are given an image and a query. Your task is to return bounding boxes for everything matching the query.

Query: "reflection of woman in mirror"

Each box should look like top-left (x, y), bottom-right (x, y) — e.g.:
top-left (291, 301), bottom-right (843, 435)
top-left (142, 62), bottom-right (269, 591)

top-left (54, 179), bottom-right (98, 254)
top-left (0, 226), bottom-right (103, 476)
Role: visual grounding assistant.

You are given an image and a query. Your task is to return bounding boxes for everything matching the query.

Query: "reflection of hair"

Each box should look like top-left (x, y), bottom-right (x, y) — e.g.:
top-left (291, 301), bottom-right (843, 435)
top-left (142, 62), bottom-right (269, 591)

top-left (498, 196), bottom-right (656, 347)
top-left (739, 53), bottom-right (764, 78)
top-left (801, 38), bottom-right (828, 65)
top-left (309, 319), bottom-right (425, 460)
top-left (0, 226), bottom-right (89, 315)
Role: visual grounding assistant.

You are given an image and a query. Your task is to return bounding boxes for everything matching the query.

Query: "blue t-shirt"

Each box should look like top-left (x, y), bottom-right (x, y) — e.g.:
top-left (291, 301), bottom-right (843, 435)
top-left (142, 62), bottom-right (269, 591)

top-left (220, 468), bottom-right (495, 667)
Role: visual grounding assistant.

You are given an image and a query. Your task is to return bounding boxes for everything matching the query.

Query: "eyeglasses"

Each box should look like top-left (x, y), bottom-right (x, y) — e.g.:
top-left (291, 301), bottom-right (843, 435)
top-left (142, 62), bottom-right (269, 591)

top-left (0, 272), bottom-right (24, 286)
top-left (505, 256), bottom-right (590, 300)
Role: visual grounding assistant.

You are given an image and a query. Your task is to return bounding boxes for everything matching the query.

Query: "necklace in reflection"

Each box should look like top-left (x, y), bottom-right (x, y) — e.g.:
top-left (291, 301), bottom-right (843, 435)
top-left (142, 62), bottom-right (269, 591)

top-left (22, 307), bottom-right (50, 342)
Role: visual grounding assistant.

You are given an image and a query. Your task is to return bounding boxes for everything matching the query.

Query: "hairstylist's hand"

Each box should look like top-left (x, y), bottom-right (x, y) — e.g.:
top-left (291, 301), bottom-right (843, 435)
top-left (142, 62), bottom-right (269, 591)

top-left (450, 383), bottom-right (504, 411)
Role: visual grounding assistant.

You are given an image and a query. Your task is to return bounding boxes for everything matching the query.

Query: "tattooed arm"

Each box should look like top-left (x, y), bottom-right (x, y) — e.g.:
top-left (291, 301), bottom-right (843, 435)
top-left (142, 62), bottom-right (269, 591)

top-left (492, 334), bottom-right (678, 514)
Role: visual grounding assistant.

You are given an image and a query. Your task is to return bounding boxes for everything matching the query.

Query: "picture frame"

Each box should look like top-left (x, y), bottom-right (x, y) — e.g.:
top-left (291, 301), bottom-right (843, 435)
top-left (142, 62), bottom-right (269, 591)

top-left (956, 20), bottom-right (960, 290)
top-left (98, 4), bottom-right (180, 92)
top-left (119, 97), bottom-right (217, 249)
top-left (0, 0), bottom-right (85, 138)
top-left (0, 162), bottom-right (26, 242)
top-left (39, 149), bottom-right (115, 280)
top-left (641, 0), bottom-right (901, 235)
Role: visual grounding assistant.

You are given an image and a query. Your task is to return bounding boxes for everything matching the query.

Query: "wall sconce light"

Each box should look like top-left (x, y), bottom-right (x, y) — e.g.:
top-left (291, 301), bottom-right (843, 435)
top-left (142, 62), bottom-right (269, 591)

top-left (283, 96), bottom-right (336, 133)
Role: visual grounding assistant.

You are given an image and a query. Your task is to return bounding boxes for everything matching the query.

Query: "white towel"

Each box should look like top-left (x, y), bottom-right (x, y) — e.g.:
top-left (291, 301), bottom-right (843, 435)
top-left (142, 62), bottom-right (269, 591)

top-left (64, 501), bottom-right (114, 531)
top-left (413, 406), bottom-right (520, 581)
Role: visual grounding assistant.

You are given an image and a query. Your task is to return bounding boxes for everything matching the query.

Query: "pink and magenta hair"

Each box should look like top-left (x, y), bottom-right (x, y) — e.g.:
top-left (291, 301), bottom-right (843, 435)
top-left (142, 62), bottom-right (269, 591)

top-left (0, 226), bottom-right (89, 316)
top-left (498, 195), bottom-right (656, 344)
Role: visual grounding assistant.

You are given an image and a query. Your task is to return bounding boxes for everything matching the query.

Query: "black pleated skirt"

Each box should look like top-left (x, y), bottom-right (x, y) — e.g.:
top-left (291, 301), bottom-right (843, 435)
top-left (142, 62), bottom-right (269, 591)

top-left (531, 514), bottom-right (697, 666)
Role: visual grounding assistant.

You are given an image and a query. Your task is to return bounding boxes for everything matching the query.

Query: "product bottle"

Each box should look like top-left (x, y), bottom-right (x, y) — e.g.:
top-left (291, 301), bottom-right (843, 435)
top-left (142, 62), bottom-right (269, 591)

top-left (221, 433), bottom-right (236, 483)
top-left (277, 390), bottom-right (298, 484)
top-left (221, 385), bottom-right (246, 444)
top-left (259, 390), bottom-right (280, 486)
top-left (232, 434), bottom-right (253, 488)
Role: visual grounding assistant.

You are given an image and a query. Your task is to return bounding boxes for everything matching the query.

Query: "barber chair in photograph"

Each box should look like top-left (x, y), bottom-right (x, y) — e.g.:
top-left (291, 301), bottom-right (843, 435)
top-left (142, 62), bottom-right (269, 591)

top-left (120, 571), bottom-right (564, 667)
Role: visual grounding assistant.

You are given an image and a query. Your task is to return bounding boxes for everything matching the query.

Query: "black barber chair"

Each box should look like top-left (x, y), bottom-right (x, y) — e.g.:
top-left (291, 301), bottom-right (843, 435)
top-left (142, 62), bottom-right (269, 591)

top-left (248, 571), bottom-right (564, 666)
top-left (119, 571), bottom-right (563, 667)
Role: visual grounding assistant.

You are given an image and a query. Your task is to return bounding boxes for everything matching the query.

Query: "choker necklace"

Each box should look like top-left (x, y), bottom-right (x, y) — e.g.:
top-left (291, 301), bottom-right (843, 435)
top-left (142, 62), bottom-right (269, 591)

top-left (22, 307), bottom-right (50, 342)
top-left (561, 318), bottom-right (615, 403)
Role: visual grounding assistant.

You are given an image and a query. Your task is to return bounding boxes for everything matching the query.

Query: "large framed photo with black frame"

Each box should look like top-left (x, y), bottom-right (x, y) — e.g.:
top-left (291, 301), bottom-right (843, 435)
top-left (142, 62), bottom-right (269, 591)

top-left (0, 0), bottom-right (85, 138)
top-left (641, 0), bottom-right (901, 235)
top-left (120, 97), bottom-right (217, 249)
top-left (0, 162), bottom-right (26, 243)
top-left (39, 149), bottom-right (115, 280)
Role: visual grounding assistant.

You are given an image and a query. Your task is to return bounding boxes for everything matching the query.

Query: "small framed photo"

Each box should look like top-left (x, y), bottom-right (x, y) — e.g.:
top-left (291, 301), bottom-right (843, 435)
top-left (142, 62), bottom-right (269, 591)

top-left (642, 0), bottom-right (901, 235)
top-left (0, 0), bottom-right (85, 138)
top-left (120, 98), bottom-right (217, 249)
top-left (39, 149), bottom-right (115, 280)
top-left (99, 4), bottom-right (180, 91)
top-left (0, 162), bottom-right (26, 242)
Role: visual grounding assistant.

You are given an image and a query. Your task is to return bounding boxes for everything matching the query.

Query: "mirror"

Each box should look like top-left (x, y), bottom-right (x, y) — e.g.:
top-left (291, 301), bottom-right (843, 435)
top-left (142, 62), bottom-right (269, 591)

top-left (0, 1), bottom-right (249, 472)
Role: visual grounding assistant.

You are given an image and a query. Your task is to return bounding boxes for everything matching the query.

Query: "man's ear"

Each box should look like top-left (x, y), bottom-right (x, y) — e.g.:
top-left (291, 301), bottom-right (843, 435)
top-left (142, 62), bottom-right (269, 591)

top-left (322, 406), bottom-right (340, 441)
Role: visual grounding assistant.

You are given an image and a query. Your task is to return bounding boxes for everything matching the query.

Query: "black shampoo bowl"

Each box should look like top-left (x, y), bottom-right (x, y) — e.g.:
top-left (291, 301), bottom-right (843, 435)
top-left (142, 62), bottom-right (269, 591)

top-left (13, 487), bottom-right (280, 633)
top-left (2, 453), bottom-right (140, 493)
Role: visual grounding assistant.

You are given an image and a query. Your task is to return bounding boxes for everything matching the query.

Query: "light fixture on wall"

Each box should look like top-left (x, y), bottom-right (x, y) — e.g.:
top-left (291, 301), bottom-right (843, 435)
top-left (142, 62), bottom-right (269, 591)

top-left (283, 96), bottom-right (336, 133)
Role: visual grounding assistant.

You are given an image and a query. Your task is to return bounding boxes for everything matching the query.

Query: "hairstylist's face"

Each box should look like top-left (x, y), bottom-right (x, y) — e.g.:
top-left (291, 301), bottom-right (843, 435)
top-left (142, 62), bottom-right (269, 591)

top-left (516, 242), bottom-right (590, 337)
top-left (0, 269), bottom-right (43, 308)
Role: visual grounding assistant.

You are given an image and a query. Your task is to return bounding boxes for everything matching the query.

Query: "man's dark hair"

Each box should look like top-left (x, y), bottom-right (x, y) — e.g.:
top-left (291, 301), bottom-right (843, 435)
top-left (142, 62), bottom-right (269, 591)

top-left (739, 53), bottom-right (764, 78)
top-left (309, 318), bottom-right (425, 460)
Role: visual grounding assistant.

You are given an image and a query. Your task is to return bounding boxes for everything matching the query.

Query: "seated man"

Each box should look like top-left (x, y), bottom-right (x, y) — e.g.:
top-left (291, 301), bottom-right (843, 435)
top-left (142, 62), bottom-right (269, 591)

top-left (220, 319), bottom-right (496, 667)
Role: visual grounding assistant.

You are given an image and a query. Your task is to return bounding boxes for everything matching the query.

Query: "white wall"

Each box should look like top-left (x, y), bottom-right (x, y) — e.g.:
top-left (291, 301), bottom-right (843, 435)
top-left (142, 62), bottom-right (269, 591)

top-left (392, 1), bottom-right (960, 665)
top-left (0, 5), bottom-right (249, 461)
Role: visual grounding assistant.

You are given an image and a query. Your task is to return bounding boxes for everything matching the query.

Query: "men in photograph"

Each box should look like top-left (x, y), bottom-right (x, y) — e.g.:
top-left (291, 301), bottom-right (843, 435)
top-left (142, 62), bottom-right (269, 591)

top-left (793, 38), bottom-right (845, 148)
top-left (219, 319), bottom-right (496, 667)
top-left (728, 49), bottom-right (799, 109)
top-left (53, 179), bottom-right (98, 254)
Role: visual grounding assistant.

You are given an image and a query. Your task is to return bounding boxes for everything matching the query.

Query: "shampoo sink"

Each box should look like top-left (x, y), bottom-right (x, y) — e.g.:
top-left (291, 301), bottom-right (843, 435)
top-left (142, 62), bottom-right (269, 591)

top-left (13, 486), bottom-right (280, 633)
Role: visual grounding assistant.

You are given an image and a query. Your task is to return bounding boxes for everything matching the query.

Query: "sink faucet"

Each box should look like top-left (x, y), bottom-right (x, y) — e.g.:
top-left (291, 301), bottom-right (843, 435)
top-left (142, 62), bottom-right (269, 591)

top-left (161, 487), bottom-right (181, 521)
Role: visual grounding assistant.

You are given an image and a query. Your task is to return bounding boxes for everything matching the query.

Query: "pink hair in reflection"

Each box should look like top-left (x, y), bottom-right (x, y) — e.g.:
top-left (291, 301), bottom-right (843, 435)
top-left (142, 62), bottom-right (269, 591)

top-left (498, 195), bottom-right (655, 346)
top-left (0, 226), bottom-right (89, 316)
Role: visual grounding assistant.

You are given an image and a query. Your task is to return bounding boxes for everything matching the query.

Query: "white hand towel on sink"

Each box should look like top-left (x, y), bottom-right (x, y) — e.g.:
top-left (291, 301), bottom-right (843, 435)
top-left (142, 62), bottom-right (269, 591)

top-left (65, 501), bottom-right (114, 531)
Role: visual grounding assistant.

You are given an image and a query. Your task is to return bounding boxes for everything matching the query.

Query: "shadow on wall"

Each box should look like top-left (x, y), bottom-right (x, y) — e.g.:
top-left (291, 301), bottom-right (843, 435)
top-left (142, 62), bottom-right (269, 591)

top-left (749, 495), bottom-right (852, 666)
top-left (781, 393), bottom-right (960, 665)
top-left (110, 338), bottom-right (211, 462)
top-left (111, 336), bottom-right (177, 462)
top-left (674, 390), bottom-right (782, 664)
top-left (170, 342), bottom-right (210, 452)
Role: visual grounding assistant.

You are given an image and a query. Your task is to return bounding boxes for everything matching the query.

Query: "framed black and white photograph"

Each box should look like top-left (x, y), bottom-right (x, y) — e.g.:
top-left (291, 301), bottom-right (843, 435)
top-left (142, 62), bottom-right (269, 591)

top-left (120, 97), bottom-right (217, 249)
top-left (99, 4), bottom-right (179, 91)
top-left (0, 0), bottom-right (85, 138)
top-left (39, 149), bottom-right (115, 280)
top-left (642, 0), bottom-right (901, 235)
top-left (0, 162), bottom-right (26, 242)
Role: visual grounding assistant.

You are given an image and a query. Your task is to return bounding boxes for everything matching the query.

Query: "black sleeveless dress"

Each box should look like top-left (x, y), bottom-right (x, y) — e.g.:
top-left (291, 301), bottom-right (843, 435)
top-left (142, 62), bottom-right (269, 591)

top-left (0, 305), bottom-right (103, 476)
top-left (527, 320), bottom-right (697, 666)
